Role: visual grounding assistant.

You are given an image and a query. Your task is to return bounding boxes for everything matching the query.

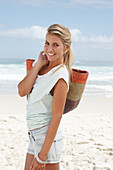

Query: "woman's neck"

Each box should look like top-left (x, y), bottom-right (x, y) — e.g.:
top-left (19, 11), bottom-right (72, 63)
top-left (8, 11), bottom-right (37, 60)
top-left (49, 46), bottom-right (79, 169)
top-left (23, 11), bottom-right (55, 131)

top-left (47, 60), bottom-right (63, 69)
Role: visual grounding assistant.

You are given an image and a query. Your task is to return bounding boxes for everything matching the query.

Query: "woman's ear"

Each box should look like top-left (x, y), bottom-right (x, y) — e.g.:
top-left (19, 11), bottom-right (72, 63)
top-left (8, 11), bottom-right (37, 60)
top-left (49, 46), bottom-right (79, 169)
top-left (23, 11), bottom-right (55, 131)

top-left (64, 45), bottom-right (69, 54)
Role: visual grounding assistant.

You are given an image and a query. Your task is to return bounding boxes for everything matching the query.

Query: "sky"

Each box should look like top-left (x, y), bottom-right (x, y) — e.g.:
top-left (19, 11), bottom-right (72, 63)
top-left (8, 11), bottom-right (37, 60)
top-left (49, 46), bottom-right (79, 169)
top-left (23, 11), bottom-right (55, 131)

top-left (0, 0), bottom-right (113, 61)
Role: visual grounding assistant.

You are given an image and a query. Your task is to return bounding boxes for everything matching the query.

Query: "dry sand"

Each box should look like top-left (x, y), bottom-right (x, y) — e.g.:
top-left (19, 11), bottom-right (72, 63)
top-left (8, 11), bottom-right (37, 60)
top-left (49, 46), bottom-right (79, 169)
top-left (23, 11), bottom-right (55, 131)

top-left (0, 95), bottom-right (113, 170)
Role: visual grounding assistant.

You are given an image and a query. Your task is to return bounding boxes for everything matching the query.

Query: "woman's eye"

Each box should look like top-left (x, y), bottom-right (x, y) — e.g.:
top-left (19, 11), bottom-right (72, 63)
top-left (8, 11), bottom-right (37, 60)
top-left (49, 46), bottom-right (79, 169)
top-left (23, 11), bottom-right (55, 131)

top-left (45, 42), bottom-right (49, 45)
top-left (54, 43), bottom-right (59, 46)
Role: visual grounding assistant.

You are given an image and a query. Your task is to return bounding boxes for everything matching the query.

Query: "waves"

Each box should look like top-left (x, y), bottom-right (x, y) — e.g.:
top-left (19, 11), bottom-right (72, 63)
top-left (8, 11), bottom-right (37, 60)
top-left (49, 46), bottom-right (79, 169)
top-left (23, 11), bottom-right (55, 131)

top-left (0, 59), bottom-right (26, 94)
top-left (0, 58), bottom-right (113, 97)
top-left (73, 61), bottom-right (113, 97)
top-left (0, 63), bottom-right (26, 81)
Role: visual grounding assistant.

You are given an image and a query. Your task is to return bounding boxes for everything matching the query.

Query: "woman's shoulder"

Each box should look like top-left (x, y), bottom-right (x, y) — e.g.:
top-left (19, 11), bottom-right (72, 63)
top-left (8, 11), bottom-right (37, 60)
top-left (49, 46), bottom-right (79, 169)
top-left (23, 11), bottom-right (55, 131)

top-left (55, 65), bottom-right (69, 82)
top-left (57, 64), bottom-right (69, 77)
top-left (56, 65), bottom-right (69, 90)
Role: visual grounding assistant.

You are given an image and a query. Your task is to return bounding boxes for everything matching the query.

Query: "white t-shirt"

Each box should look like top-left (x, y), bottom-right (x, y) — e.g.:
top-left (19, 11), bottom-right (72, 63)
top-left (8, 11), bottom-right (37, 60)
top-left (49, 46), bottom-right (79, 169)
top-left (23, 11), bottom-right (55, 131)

top-left (26, 64), bottom-right (69, 130)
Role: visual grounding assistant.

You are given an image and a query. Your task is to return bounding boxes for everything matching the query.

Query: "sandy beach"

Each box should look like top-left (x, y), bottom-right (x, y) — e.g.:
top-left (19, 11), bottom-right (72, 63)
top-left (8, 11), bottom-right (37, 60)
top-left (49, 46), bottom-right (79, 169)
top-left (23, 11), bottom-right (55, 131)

top-left (0, 95), bottom-right (113, 170)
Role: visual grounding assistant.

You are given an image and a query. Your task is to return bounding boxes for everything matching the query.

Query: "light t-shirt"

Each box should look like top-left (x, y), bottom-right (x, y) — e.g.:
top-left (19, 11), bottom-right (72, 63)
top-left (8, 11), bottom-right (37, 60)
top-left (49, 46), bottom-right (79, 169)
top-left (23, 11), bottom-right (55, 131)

top-left (26, 64), bottom-right (69, 130)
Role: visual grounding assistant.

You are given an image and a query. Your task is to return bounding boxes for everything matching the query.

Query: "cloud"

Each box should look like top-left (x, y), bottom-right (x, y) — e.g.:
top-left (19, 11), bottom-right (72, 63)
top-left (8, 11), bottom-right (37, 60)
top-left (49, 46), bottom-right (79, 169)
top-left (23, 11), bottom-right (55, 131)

top-left (71, 29), bottom-right (113, 49)
top-left (0, 0), bottom-right (113, 8)
top-left (0, 26), bottom-right (47, 39)
top-left (0, 0), bottom-right (58, 6)
top-left (70, 0), bottom-right (113, 8)
top-left (17, 0), bottom-right (56, 6)
top-left (71, 29), bottom-right (113, 43)
top-left (71, 29), bottom-right (89, 42)
top-left (89, 35), bottom-right (113, 43)
top-left (0, 25), bottom-right (113, 49)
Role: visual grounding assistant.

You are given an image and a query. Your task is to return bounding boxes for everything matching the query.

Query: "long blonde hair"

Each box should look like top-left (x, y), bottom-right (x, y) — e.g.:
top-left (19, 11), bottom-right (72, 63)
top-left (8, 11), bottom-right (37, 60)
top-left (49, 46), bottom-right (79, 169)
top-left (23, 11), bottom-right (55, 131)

top-left (47, 24), bottom-right (74, 84)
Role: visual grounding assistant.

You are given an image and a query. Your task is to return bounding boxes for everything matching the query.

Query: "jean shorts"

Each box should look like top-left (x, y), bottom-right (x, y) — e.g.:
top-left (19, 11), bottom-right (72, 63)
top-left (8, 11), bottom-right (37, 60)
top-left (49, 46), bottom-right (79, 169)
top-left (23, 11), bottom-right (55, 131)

top-left (27, 125), bottom-right (63, 163)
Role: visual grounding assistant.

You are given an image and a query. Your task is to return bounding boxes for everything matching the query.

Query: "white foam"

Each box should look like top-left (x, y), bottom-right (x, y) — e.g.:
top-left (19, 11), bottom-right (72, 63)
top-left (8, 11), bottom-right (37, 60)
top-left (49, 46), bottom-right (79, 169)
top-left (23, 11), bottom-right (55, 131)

top-left (0, 62), bottom-right (113, 96)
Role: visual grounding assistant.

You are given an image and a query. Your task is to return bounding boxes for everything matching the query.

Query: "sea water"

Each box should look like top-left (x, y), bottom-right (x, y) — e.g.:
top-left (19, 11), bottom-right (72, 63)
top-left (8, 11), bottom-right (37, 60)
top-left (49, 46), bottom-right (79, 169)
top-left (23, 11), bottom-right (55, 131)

top-left (0, 57), bottom-right (113, 97)
top-left (74, 60), bottom-right (113, 98)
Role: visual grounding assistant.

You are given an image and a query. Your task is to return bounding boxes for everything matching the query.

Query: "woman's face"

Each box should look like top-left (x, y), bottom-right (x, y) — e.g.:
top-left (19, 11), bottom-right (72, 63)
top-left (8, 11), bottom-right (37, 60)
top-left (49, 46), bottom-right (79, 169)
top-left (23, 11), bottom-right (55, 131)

top-left (44, 34), bottom-right (65, 64)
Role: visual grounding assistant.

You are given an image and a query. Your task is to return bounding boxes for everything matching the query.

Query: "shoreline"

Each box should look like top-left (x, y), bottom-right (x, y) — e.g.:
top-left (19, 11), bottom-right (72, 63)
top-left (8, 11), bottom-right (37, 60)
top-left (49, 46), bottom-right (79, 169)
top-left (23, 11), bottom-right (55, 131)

top-left (0, 95), bottom-right (113, 169)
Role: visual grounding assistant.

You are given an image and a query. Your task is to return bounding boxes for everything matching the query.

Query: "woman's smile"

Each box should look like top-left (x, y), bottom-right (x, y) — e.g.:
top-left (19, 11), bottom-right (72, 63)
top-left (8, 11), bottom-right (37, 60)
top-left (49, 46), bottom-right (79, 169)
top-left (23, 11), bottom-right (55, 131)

top-left (47, 52), bottom-right (56, 57)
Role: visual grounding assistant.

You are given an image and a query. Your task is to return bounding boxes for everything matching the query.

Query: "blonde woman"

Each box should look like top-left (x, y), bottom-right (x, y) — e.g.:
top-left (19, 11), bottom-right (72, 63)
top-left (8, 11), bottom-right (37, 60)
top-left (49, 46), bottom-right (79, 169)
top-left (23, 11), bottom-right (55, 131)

top-left (18, 24), bottom-right (73, 170)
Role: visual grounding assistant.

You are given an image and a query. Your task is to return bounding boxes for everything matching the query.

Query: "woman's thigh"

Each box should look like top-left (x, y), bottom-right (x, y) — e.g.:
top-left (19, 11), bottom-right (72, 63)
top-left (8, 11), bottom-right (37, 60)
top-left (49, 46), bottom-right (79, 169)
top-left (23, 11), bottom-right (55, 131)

top-left (46, 163), bottom-right (60, 170)
top-left (24, 153), bottom-right (60, 170)
top-left (24, 153), bottom-right (34, 170)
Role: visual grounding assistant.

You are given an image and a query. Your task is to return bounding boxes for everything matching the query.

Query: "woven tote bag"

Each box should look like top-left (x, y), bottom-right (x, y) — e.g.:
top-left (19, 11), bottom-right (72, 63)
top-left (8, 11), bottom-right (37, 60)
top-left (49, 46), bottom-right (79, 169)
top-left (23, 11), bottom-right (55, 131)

top-left (26, 59), bottom-right (89, 114)
top-left (63, 69), bottom-right (89, 114)
top-left (26, 59), bottom-right (35, 74)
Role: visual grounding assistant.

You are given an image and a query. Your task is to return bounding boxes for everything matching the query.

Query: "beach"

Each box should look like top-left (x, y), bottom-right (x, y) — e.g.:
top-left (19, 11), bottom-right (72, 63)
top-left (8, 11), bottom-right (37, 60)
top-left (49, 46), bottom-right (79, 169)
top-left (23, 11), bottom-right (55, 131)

top-left (0, 95), bottom-right (113, 170)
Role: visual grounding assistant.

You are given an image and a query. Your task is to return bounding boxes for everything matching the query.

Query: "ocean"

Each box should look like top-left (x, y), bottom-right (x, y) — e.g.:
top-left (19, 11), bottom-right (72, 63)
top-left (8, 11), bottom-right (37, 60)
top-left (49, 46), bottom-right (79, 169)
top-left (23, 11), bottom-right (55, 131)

top-left (0, 57), bottom-right (113, 97)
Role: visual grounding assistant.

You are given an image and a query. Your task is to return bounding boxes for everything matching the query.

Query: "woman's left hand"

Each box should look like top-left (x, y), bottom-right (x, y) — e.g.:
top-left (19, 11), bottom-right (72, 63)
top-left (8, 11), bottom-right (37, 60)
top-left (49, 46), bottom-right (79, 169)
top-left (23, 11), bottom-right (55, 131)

top-left (30, 157), bottom-right (46, 170)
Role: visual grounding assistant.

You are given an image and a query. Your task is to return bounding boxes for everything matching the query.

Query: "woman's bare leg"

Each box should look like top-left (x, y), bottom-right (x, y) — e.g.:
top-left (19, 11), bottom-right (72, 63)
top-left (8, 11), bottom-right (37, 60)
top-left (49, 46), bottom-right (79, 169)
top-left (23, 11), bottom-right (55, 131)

top-left (24, 153), bottom-right (34, 170)
top-left (46, 163), bottom-right (60, 170)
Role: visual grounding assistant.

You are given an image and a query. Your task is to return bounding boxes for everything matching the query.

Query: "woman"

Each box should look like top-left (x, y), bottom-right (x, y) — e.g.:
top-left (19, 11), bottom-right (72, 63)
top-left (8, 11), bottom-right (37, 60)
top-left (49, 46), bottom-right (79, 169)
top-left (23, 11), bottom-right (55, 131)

top-left (18, 24), bottom-right (73, 170)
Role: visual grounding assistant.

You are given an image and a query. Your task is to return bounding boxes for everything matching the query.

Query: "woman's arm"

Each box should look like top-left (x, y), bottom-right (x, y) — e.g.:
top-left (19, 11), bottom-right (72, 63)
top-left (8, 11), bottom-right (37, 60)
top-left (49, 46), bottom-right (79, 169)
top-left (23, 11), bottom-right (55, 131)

top-left (39, 78), bottom-right (68, 161)
top-left (18, 62), bottom-right (41, 97)
top-left (18, 51), bottom-right (49, 97)
top-left (30, 78), bottom-right (68, 169)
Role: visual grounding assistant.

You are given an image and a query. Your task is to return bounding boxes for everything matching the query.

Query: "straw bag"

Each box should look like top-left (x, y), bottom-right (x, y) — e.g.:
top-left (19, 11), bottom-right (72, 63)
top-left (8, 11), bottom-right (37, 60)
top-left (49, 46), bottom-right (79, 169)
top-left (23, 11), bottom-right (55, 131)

top-left (63, 69), bottom-right (89, 114)
top-left (26, 59), bottom-right (35, 74)
top-left (26, 59), bottom-right (89, 114)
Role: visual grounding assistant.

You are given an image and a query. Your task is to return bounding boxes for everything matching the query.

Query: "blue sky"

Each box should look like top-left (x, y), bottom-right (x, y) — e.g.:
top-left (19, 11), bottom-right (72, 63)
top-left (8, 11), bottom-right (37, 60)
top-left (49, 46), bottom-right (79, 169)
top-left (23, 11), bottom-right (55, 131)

top-left (0, 0), bottom-right (113, 61)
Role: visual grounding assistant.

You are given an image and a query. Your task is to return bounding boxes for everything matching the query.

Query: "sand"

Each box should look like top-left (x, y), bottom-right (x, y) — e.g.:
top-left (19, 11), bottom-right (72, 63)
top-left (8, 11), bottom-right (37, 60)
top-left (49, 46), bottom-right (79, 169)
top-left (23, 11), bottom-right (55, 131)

top-left (0, 95), bottom-right (113, 170)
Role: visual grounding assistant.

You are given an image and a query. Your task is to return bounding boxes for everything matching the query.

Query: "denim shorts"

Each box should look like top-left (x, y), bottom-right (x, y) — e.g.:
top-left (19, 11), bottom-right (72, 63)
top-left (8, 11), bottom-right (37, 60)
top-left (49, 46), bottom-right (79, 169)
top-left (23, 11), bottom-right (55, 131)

top-left (27, 125), bottom-right (63, 163)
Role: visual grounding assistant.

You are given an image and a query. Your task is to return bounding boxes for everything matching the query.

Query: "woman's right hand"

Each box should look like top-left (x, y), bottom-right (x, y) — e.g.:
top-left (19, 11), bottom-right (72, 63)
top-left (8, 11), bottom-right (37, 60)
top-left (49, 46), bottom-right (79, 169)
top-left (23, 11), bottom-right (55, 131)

top-left (18, 51), bottom-right (49, 97)
top-left (35, 51), bottom-right (49, 69)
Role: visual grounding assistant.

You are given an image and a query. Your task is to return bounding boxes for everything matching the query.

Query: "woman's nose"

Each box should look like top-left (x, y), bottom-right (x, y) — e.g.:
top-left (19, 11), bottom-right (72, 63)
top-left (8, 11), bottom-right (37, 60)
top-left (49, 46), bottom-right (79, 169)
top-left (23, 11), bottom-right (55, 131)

top-left (47, 45), bottom-right (53, 52)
